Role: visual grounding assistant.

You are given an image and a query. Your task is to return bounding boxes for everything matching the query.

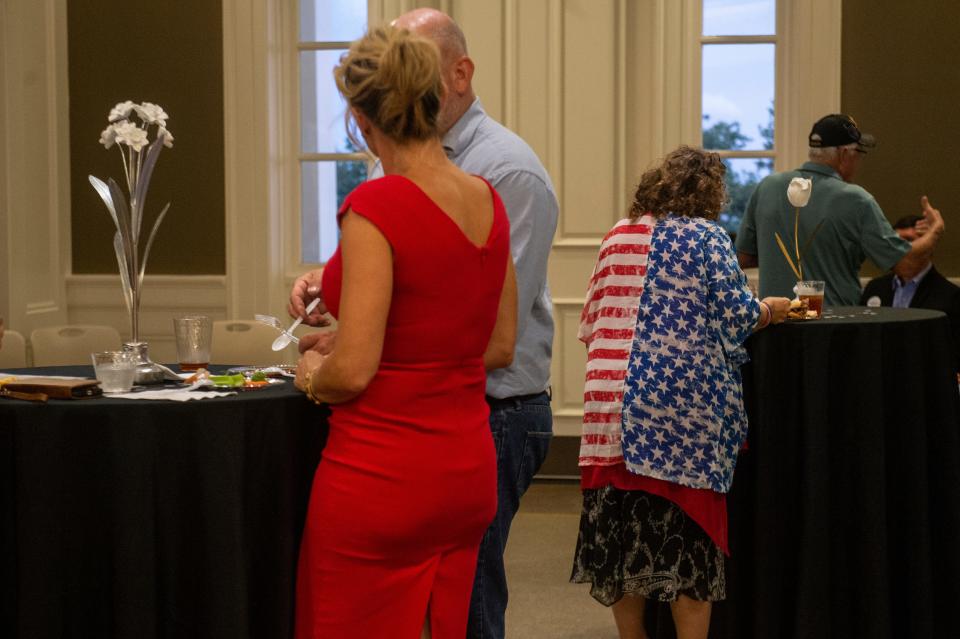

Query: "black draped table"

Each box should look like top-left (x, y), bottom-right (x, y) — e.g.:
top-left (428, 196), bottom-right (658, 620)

top-left (0, 365), bottom-right (328, 639)
top-left (648, 306), bottom-right (960, 638)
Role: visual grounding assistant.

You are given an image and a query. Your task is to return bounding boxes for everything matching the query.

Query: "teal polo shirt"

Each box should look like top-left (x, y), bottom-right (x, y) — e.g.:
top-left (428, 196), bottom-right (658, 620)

top-left (736, 162), bottom-right (910, 305)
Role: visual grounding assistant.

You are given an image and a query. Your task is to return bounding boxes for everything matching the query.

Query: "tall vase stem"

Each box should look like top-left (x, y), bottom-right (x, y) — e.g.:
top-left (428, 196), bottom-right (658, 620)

top-left (131, 287), bottom-right (140, 343)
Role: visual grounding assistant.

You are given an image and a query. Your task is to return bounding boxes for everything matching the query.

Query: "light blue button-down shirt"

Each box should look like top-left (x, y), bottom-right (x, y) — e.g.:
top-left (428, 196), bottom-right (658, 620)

top-left (370, 99), bottom-right (559, 398)
top-left (892, 261), bottom-right (933, 308)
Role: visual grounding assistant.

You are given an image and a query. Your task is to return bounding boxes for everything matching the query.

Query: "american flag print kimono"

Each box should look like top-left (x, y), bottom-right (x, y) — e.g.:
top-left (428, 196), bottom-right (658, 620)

top-left (579, 214), bottom-right (760, 493)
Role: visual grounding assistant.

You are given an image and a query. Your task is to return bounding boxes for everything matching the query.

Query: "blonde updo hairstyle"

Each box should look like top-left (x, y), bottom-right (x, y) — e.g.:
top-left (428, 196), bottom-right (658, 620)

top-left (334, 26), bottom-right (443, 145)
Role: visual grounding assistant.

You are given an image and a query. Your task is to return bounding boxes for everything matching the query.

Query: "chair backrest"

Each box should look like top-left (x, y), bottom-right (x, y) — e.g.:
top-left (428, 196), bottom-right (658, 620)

top-left (30, 325), bottom-right (123, 367)
top-left (211, 320), bottom-right (286, 367)
top-left (0, 329), bottom-right (28, 368)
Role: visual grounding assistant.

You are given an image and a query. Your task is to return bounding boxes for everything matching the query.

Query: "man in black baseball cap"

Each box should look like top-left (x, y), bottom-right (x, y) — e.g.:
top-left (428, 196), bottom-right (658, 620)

top-left (736, 112), bottom-right (944, 306)
top-left (808, 113), bottom-right (876, 153)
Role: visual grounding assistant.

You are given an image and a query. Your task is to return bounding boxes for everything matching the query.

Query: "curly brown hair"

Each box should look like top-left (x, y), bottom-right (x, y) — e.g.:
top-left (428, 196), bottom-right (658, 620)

top-left (629, 146), bottom-right (727, 221)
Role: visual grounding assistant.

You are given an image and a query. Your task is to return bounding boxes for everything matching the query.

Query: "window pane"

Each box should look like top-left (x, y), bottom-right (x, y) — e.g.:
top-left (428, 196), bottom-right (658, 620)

top-left (703, 0), bottom-right (775, 36)
top-left (702, 44), bottom-right (774, 151)
top-left (721, 157), bottom-right (772, 234)
top-left (301, 160), bottom-right (367, 263)
top-left (300, 0), bottom-right (367, 42)
top-left (301, 50), bottom-right (357, 154)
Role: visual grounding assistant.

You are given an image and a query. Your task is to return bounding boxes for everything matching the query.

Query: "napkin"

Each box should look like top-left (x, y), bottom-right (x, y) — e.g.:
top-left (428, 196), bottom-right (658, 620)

top-left (109, 388), bottom-right (237, 401)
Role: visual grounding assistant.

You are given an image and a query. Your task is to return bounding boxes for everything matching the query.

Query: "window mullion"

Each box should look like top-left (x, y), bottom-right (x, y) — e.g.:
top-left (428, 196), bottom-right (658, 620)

top-left (297, 41), bottom-right (353, 51)
top-left (701, 35), bottom-right (776, 45)
top-left (299, 152), bottom-right (370, 162)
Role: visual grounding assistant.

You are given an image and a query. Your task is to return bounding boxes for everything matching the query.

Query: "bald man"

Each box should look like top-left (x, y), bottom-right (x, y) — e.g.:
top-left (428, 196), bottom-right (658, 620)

top-left (288, 9), bottom-right (559, 639)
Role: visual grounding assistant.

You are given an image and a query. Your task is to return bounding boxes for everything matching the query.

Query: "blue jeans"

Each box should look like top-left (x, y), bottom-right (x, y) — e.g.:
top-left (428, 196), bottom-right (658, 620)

top-left (467, 392), bottom-right (553, 639)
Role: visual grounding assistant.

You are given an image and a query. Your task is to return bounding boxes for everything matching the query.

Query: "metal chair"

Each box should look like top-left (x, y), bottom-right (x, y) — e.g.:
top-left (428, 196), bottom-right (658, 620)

top-left (30, 325), bottom-right (123, 367)
top-left (0, 329), bottom-right (28, 368)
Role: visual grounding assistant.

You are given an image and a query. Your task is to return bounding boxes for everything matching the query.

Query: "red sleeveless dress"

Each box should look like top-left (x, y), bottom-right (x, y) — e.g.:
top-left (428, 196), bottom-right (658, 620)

top-left (295, 175), bottom-right (509, 639)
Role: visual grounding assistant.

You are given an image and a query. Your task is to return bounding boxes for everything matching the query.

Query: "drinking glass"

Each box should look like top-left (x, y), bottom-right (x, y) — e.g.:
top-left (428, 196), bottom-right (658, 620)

top-left (173, 315), bottom-right (212, 371)
top-left (91, 350), bottom-right (138, 393)
top-left (796, 280), bottom-right (825, 318)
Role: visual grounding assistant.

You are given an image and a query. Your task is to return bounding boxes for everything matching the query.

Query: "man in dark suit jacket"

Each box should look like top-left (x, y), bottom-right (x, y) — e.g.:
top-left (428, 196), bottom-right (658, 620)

top-left (861, 215), bottom-right (960, 371)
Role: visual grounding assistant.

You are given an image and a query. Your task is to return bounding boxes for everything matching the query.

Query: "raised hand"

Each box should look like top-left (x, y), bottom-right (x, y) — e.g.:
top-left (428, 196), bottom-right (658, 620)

top-left (288, 269), bottom-right (330, 326)
top-left (920, 195), bottom-right (944, 237)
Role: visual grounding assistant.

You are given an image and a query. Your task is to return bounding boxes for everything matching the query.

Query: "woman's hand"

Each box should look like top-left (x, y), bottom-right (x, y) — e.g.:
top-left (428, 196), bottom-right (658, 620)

top-left (762, 296), bottom-right (791, 325)
top-left (288, 269), bottom-right (330, 327)
top-left (294, 350), bottom-right (328, 393)
top-left (298, 330), bottom-right (337, 355)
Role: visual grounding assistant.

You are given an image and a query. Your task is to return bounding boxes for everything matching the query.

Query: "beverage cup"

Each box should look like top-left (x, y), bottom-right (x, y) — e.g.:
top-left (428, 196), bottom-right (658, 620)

top-left (91, 350), bottom-right (138, 393)
top-left (796, 280), bottom-right (825, 318)
top-left (173, 315), bottom-right (212, 371)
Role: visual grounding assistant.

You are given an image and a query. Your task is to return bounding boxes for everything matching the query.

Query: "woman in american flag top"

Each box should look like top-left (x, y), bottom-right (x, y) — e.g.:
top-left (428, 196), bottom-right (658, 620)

top-left (570, 146), bottom-right (790, 639)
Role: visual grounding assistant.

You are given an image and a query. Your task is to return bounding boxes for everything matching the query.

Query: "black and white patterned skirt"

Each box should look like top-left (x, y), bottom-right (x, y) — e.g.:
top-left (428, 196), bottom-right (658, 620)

top-left (570, 486), bottom-right (725, 606)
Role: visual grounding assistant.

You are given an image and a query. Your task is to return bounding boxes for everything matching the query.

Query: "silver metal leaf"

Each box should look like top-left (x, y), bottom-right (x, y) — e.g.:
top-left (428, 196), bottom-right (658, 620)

top-left (113, 231), bottom-right (133, 315)
top-left (138, 202), bottom-right (170, 289)
top-left (89, 175), bottom-right (121, 233)
top-left (133, 137), bottom-right (164, 238)
top-left (107, 177), bottom-right (135, 273)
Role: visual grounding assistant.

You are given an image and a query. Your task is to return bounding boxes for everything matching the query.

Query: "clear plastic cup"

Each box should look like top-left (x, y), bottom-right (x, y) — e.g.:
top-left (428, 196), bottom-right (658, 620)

top-left (796, 280), bottom-right (825, 318)
top-left (91, 350), bottom-right (138, 393)
top-left (173, 315), bottom-right (212, 372)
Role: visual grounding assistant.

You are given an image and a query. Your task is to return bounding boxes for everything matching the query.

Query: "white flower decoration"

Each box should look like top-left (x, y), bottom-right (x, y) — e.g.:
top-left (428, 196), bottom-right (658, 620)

top-left (775, 176), bottom-right (822, 281)
top-left (109, 100), bottom-right (136, 123)
top-left (99, 125), bottom-right (118, 149)
top-left (113, 120), bottom-right (149, 152)
top-left (98, 100), bottom-right (173, 151)
top-left (134, 102), bottom-right (169, 126)
top-left (158, 127), bottom-right (175, 148)
top-left (787, 177), bottom-right (813, 208)
top-left (89, 99), bottom-right (175, 349)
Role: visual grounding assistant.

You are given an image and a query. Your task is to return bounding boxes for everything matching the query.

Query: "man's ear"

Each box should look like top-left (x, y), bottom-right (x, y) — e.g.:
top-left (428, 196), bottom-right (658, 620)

top-left (450, 56), bottom-right (475, 94)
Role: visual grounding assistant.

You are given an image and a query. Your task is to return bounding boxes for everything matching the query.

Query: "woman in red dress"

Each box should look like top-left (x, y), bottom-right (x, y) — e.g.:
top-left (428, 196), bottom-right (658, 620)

top-left (293, 26), bottom-right (517, 639)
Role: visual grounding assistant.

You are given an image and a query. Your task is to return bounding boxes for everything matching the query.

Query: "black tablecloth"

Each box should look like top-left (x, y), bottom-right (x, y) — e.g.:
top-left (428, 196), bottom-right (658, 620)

top-left (647, 306), bottom-right (960, 638)
top-left (0, 365), bottom-right (328, 639)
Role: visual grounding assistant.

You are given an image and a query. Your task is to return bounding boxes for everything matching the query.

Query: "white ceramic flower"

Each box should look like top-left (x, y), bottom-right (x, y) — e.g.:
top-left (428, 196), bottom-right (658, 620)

top-left (787, 177), bottom-right (813, 208)
top-left (99, 125), bottom-right (118, 149)
top-left (113, 120), bottom-right (149, 152)
top-left (109, 100), bottom-right (137, 122)
top-left (158, 126), bottom-right (175, 148)
top-left (134, 102), bottom-right (169, 126)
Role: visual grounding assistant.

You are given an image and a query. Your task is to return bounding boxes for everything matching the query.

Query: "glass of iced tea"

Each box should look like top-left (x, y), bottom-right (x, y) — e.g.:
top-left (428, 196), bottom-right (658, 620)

top-left (796, 280), bottom-right (825, 318)
top-left (173, 315), bottom-right (212, 371)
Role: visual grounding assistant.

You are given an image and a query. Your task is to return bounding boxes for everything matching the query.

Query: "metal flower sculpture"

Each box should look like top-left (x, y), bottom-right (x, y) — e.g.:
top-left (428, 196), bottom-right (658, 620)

top-left (89, 101), bottom-right (173, 343)
top-left (775, 177), bottom-right (822, 280)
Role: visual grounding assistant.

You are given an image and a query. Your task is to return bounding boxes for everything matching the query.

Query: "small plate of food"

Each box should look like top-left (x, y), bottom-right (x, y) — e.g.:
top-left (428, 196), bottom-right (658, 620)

top-left (226, 365), bottom-right (296, 378)
top-left (183, 369), bottom-right (286, 390)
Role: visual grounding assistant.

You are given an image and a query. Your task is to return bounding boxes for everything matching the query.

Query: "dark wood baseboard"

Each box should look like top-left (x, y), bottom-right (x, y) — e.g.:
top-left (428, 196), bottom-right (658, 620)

top-left (536, 435), bottom-right (580, 478)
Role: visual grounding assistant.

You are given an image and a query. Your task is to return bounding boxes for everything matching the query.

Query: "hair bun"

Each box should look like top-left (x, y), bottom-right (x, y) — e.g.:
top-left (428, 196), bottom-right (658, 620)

top-left (334, 26), bottom-right (443, 144)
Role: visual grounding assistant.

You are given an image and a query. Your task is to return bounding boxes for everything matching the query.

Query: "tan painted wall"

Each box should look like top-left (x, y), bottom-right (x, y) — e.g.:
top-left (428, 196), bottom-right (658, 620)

top-left (67, 0), bottom-right (225, 274)
top-left (842, 0), bottom-right (960, 276)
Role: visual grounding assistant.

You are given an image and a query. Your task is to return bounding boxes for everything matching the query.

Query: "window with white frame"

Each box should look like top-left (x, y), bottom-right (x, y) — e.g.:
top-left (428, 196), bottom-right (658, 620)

top-left (701, 0), bottom-right (777, 233)
top-left (297, 0), bottom-right (370, 264)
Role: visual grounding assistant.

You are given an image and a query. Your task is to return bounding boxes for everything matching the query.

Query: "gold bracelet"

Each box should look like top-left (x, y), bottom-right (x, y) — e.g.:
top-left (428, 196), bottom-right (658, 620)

top-left (304, 368), bottom-right (323, 405)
